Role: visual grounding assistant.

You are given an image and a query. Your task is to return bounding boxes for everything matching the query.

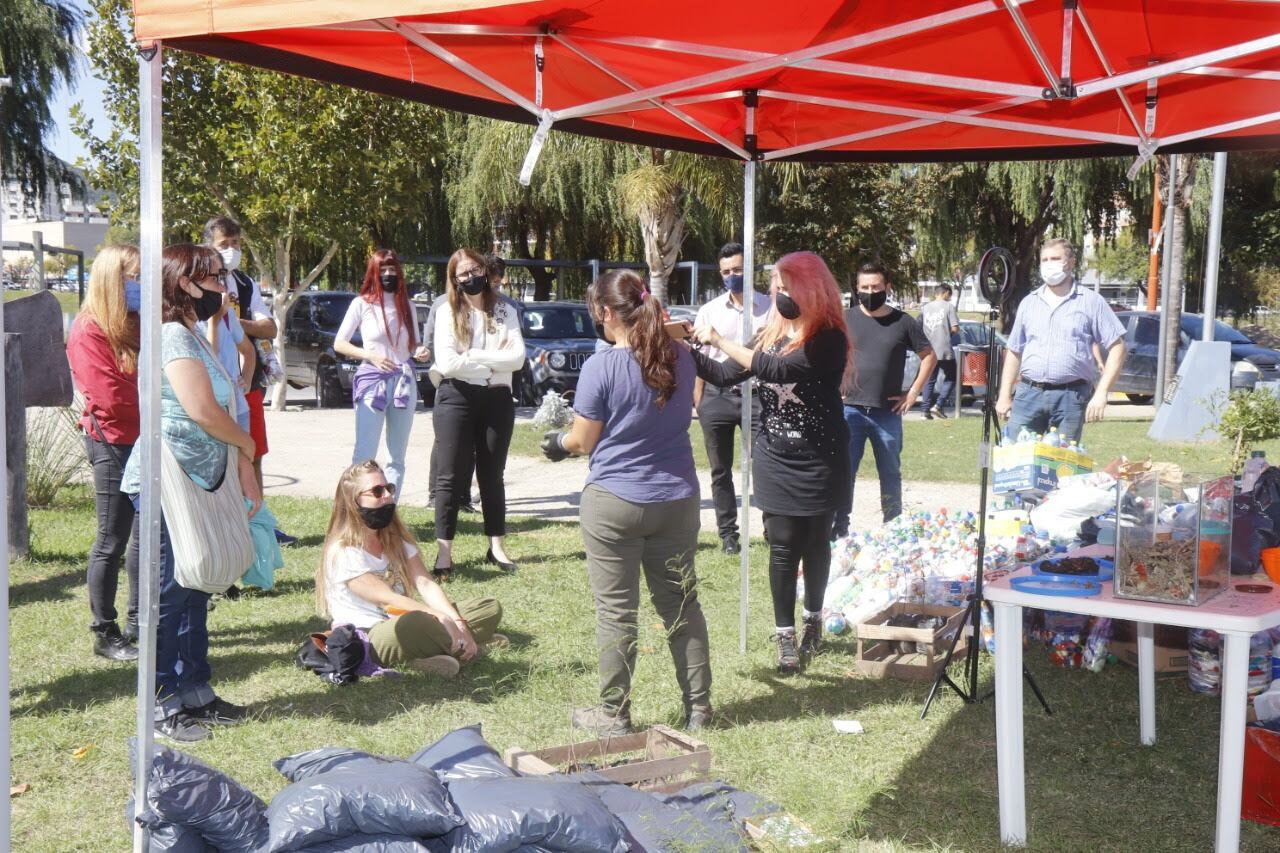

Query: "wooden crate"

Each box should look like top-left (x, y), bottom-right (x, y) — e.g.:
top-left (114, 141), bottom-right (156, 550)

top-left (854, 602), bottom-right (967, 681)
top-left (504, 725), bottom-right (710, 792)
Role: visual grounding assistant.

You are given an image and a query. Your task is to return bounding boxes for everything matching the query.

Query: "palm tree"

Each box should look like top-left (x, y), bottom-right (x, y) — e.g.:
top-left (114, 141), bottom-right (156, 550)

top-left (0, 0), bottom-right (82, 200)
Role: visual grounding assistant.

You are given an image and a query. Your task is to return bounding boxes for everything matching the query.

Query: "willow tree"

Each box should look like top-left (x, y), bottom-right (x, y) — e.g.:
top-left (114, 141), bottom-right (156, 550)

top-left (911, 159), bottom-right (1132, 329)
top-left (446, 118), bottom-right (637, 300)
top-left (0, 0), bottom-right (82, 201)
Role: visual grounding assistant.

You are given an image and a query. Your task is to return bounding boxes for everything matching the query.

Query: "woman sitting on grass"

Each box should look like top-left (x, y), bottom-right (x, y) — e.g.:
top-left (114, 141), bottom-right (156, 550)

top-left (316, 460), bottom-right (505, 678)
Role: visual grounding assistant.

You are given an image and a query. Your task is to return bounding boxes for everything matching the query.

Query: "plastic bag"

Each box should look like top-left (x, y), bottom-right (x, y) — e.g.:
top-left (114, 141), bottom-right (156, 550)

top-left (275, 748), bottom-right (392, 783)
top-left (126, 797), bottom-right (213, 852)
top-left (442, 778), bottom-right (629, 853)
top-left (295, 834), bottom-right (432, 852)
top-left (409, 724), bottom-right (516, 782)
top-left (1028, 474), bottom-right (1118, 541)
top-left (265, 763), bottom-right (462, 852)
top-left (128, 740), bottom-right (268, 853)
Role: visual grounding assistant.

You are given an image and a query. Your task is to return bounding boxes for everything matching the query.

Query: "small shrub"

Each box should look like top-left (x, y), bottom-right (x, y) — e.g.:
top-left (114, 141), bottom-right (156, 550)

top-left (25, 404), bottom-right (87, 507)
top-left (1214, 388), bottom-right (1280, 473)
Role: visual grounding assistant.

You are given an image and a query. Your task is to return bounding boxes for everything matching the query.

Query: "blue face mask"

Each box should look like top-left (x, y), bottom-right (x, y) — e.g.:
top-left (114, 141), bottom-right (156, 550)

top-left (723, 273), bottom-right (744, 294)
top-left (124, 279), bottom-right (142, 313)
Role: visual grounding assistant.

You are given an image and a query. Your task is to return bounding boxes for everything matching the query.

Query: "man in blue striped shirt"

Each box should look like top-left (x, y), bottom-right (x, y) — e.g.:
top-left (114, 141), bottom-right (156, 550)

top-left (995, 238), bottom-right (1126, 443)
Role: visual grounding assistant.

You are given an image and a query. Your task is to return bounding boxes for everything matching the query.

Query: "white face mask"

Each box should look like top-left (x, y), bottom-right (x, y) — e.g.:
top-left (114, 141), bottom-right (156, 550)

top-left (218, 246), bottom-right (242, 273)
top-left (1040, 260), bottom-right (1069, 286)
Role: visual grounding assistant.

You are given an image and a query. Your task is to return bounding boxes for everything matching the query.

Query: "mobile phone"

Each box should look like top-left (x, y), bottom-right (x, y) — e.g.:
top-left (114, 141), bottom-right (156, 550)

top-left (665, 320), bottom-right (691, 340)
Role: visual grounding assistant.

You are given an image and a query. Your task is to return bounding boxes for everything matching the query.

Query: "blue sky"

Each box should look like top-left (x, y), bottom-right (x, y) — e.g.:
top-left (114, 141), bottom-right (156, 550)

top-left (48, 0), bottom-right (110, 166)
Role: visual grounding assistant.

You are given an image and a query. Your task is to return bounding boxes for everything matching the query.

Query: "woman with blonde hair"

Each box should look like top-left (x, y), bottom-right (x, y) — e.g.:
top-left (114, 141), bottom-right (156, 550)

top-left (317, 460), bottom-right (505, 677)
top-left (67, 244), bottom-right (142, 661)
top-left (691, 251), bottom-right (852, 675)
top-left (429, 247), bottom-right (525, 578)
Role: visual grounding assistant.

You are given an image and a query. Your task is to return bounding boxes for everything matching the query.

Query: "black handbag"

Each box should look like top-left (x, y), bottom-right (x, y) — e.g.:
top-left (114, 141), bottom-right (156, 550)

top-left (295, 625), bottom-right (366, 685)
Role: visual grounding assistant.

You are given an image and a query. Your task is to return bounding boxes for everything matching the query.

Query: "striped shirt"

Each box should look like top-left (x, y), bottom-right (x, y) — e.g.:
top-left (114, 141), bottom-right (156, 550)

top-left (1006, 282), bottom-right (1125, 384)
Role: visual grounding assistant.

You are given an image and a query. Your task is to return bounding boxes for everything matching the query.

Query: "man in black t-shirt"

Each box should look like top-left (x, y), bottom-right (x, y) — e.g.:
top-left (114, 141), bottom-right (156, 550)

top-left (833, 262), bottom-right (935, 539)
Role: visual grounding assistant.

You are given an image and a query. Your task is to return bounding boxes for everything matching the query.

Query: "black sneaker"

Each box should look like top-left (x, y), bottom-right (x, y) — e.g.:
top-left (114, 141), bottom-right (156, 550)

top-left (92, 623), bottom-right (138, 662)
top-left (930, 405), bottom-right (948, 420)
top-left (799, 615), bottom-right (823, 657)
top-left (923, 408), bottom-right (934, 420)
top-left (721, 534), bottom-right (741, 556)
top-left (775, 631), bottom-right (800, 675)
top-left (189, 696), bottom-right (249, 726)
top-left (274, 528), bottom-right (298, 547)
top-left (156, 712), bottom-right (211, 743)
top-left (685, 705), bottom-right (714, 733)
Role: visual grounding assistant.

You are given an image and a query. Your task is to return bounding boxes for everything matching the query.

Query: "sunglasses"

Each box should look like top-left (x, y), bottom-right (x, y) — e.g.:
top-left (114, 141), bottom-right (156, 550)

top-left (359, 483), bottom-right (396, 499)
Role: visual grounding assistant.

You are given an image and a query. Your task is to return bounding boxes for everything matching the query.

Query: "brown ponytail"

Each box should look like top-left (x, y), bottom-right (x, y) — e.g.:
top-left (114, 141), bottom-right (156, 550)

top-left (588, 270), bottom-right (677, 406)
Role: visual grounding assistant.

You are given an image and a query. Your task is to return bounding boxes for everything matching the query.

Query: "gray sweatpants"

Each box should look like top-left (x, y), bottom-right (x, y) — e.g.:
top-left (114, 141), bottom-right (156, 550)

top-left (579, 485), bottom-right (712, 716)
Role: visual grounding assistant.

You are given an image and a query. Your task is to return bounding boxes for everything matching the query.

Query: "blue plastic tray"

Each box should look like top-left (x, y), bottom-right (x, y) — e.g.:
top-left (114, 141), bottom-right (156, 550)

top-left (1010, 575), bottom-right (1102, 597)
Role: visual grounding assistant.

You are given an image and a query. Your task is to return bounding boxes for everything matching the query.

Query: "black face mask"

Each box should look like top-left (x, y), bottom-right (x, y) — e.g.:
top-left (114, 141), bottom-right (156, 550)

top-left (857, 290), bottom-right (888, 312)
top-left (775, 291), bottom-right (801, 321)
top-left (593, 318), bottom-right (615, 344)
top-left (357, 503), bottom-right (397, 530)
top-left (380, 271), bottom-right (399, 292)
top-left (457, 274), bottom-right (487, 296)
top-left (192, 285), bottom-right (223, 322)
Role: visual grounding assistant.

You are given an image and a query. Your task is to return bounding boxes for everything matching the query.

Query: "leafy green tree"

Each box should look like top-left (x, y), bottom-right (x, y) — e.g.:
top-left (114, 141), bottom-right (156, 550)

top-left (75, 0), bottom-right (450, 408)
top-left (0, 0), bottom-right (82, 200)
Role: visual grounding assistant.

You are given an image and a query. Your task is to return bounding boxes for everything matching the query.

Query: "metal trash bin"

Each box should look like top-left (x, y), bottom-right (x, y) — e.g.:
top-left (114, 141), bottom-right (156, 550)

top-left (959, 347), bottom-right (988, 386)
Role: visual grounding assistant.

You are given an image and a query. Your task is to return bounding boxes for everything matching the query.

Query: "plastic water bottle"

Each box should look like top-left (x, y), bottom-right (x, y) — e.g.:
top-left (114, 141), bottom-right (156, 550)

top-left (1188, 628), bottom-right (1222, 695)
top-left (1250, 632), bottom-right (1274, 696)
top-left (1243, 450), bottom-right (1269, 494)
top-left (1046, 427), bottom-right (1062, 448)
top-left (1271, 640), bottom-right (1280, 683)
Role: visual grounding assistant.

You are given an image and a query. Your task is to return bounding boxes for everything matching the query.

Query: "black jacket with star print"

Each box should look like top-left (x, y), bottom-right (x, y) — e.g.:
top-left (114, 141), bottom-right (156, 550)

top-left (690, 327), bottom-right (851, 516)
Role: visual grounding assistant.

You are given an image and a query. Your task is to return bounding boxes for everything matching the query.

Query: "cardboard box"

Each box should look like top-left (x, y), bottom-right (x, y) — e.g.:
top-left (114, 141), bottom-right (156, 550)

top-left (1110, 639), bottom-right (1191, 673)
top-left (992, 441), bottom-right (1094, 495)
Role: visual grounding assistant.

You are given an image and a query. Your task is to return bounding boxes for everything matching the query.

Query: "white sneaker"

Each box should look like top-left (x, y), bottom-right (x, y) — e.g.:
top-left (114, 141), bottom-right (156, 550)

top-left (408, 655), bottom-right (461, 677)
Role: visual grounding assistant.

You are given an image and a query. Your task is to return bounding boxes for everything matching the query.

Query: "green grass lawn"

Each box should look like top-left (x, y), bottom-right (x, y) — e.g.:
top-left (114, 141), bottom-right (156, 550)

top-left (512, 414), bottom-right (1261, 484)
top-left (4, 289), bottom-right (80, 314)
top-left (11, 486), bottom-right (1280, 850)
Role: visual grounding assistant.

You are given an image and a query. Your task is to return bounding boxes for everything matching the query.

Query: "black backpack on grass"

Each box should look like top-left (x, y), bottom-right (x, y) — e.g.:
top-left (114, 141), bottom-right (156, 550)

top-left (295, 625), bottom-right (364, 686)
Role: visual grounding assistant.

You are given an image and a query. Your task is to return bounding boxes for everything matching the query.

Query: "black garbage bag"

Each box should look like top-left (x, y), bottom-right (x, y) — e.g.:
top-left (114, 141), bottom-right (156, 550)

top-left (409, 724), bottom-right (517, 782)
top-left (569, 773), bottom-right (751, 853)
top-left (296, 625), bottom-right (365, 686)
top-left (295, 833), bottom-right (432, 852)
top-left (128, 740), bottom-right (268, 853)
top-left (265, 761), bottom-right (462, 852)
top-left (126, 798), bottom-right (213, 852)
top-left (1233, 492), bottom-right (1276, 574)
top-left (439, 777), bottom-right (629, 853)
top-left (275, 748), bottom-right (395, 783)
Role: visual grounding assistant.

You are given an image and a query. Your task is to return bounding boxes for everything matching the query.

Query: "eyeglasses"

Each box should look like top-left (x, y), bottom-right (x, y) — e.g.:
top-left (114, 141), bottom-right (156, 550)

top-left (199, 269), bottom-right (229, 286)
top-left (359, 483), bottom-right (396, 499)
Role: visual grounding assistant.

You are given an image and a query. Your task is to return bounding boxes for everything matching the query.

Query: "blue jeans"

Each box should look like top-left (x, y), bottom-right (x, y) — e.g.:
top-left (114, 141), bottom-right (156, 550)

top-left (1006, 381), bottom-right (1090, 444)
top-left (353, 375), bottom-right (419, 493)
top-left (835, 405), bottom-right (903, 534)
top-left (921, 358), bottom-right (956, 411)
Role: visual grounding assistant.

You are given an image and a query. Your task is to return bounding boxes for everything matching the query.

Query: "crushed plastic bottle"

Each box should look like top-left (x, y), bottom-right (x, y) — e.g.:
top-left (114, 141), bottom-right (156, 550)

top-left (1188, 628), bottom-right (1222, 696)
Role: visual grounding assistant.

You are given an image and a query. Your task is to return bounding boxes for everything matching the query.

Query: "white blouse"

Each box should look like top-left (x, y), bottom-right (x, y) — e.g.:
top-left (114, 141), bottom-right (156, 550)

top-left (336, 294), bottom-right (413, 363)
top-left (431, 300), bottom-right (525, 387)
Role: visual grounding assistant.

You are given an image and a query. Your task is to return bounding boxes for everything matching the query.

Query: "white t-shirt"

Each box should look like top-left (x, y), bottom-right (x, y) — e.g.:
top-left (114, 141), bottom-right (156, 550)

top-left (324, 541), bottom-right (419, 630)
top-left (336, 294), bottom-right (413, 363)
top-left (431, 300), bottom-right (525, 387)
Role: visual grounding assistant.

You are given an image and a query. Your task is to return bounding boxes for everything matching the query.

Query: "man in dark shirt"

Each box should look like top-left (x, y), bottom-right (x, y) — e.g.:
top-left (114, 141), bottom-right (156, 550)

top-left (833, 262), bottom-right (935, 539)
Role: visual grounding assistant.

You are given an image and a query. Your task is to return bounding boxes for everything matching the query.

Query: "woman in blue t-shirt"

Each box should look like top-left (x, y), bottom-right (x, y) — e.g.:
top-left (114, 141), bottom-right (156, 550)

top-left (123, 243), bottom-right (261, 744)
top-left (540, 270), bottom-right (712, 737)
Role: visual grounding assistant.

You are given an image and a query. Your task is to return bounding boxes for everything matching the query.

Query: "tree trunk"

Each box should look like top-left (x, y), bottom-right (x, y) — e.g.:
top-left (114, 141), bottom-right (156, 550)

top-left (637, 202), bottom-right (684, 305)
top-left (1161, 161), bottom-right (1197, 394)
top-left (269, 239), bottom-right (340, 410)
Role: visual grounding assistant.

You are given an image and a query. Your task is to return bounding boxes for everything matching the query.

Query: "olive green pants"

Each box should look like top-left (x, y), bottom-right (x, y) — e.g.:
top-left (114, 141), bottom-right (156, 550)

top-left (367, 597), bottom-right (502, 668)
top-left (580, 485), bottom-right (711, 716)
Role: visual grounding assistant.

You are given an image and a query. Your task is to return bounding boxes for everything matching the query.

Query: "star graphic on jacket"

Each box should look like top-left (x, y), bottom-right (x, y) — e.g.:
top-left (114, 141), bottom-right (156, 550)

top-left (765, 382), bottom-right (803, 407)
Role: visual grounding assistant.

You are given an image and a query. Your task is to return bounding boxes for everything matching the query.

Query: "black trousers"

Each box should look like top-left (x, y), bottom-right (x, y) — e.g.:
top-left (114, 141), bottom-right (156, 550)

top-left (697, 386), bottom-right (761, 539)
top-left (84, 436), bottom-right (139, 631)
top-left (432, 380), bottom-right (515, 540)
top-left (762, 511), bottom-right (835, 629)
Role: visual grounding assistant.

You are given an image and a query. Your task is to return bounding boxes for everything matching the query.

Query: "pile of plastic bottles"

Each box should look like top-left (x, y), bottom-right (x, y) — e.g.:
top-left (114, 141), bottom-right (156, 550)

top-left (1188, 628), bottom-right (1276, 697)
top-left (1001, 425), bottom-right (1089, 454)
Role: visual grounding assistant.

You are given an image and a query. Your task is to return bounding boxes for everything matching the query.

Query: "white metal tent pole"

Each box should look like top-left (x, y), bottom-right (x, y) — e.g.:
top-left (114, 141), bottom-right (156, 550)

top-left (1155, 153), bottom-right (1179, 406)
top-left (133, 44), bottom-right (164, 853)
top-left (1202, 152), bottom-right (1228, 342)
top-left (738, 93), bottom-right (757, 654)
top-left (0, 72), bottom-right (12, 851)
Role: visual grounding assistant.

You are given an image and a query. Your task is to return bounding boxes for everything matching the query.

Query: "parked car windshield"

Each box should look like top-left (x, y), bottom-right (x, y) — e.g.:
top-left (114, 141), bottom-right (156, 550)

top-left (522, 306), bottom-right (595, 339)
top-left (1179, 315), bottom-right (1252, 344)
top-left (311, 292), bottom-right (357, 328)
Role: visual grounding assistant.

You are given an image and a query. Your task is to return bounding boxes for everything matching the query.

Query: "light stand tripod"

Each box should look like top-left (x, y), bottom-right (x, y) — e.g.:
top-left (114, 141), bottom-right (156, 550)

top-left (921, 247), bottom-right (1052, 719)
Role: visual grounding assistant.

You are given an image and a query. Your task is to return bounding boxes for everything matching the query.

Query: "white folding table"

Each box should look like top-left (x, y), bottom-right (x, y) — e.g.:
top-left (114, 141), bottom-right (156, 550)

top-left (985, 547), bottom-right (1280, 852)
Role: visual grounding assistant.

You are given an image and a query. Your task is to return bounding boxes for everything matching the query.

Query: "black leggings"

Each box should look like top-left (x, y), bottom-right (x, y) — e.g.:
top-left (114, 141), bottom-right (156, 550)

top-left (763, 511), bottom-right (835, 629)
top-left (432, 380), bottom-right (514, 540)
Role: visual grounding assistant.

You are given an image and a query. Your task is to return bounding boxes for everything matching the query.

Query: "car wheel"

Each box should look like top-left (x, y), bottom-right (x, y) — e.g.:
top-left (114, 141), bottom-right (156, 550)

top-left (316, 363), bottom-right (345, 408)
top-left (1126, 393), bottom-right (1154, 405)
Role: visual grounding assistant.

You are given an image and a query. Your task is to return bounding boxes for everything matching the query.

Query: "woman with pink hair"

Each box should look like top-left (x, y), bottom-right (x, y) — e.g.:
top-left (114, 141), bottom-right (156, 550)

top-left (691, 251), bottom-right (852, 675)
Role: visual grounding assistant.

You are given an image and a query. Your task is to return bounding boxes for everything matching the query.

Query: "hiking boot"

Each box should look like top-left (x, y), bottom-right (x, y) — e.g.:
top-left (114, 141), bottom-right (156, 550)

top-left (721, 534), bottom-right (741, 556)
top-left (930, 405), bottom-right (948, 420)
top-left (189, 696), bottom-right (249, 726)
top-left (685, 705), bottom-right (714, 733)
top-left (156, 712), bottom-right (211, 744)
top-left (409, 655), bottom-right (461, 678)
top-left (92, 623), bottom-right (138, 662)
top-left (122, 621), bottom-right (139, 645)
top-left (775, 631), bottom-right (800, 675)
top-left (799, 614), bottom-right (823, 657)
top-left (571, 706), bottom-right (633, 738)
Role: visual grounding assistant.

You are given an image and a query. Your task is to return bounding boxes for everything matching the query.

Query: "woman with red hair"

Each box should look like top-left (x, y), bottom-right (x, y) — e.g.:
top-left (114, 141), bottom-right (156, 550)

top-left (691, 251), bottom-right (851, 675)
top-left (335, 249), bottom-right (430, 494)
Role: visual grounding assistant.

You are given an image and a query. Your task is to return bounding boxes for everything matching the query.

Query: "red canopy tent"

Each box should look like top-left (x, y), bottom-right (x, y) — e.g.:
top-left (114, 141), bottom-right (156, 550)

top-left (106, 3), bottom-right (1280, 850)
